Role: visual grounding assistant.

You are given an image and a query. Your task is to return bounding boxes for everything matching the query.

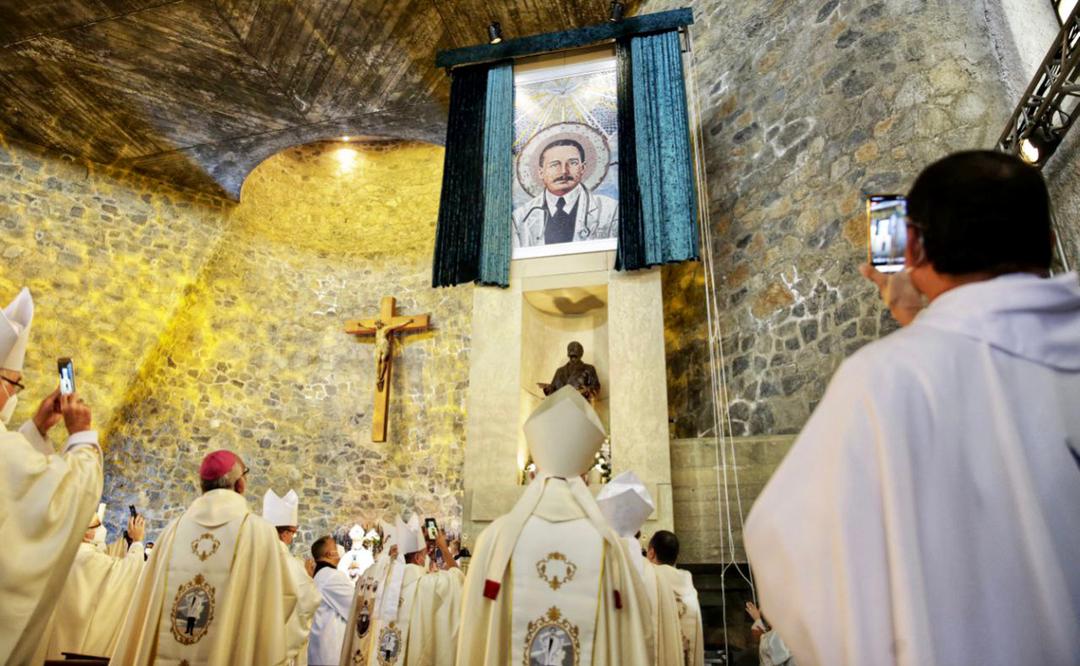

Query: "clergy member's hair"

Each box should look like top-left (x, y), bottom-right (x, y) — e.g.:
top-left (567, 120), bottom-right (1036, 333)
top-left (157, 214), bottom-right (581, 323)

top-left (907, 150), bottom-right (1053, 275)
top-left (539, 139), bottom-right (586, 166)
top-left (649, 530), bottom-right (679, 565)
top-left (311, 535), bottom-right (335, 561)
top-left (199, 462), bottom-right (243, 493)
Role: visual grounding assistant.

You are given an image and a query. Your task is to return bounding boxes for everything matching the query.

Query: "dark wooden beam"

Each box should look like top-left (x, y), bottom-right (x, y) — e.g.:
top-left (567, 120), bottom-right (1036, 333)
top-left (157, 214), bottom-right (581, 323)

top-left (434, 7), bottom-right (694, 70)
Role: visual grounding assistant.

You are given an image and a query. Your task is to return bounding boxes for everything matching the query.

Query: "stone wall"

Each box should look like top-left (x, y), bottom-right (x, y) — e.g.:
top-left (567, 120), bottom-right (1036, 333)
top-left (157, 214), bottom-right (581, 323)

top-left (670, 435), bottom-right (795, 563)
top-left (647, 0), bottom-right (1012, 437)
top-left (2, 136), bottom-right (472, 550)
top-left (0, 132), bottom-right (229, 432)
top-left (101, 142), bottom-right (471, 549)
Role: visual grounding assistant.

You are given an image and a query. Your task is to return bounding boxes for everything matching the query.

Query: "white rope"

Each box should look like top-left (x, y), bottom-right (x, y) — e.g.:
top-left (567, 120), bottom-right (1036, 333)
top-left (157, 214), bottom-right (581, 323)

top-left (683, 28), bottom-right (757, 656)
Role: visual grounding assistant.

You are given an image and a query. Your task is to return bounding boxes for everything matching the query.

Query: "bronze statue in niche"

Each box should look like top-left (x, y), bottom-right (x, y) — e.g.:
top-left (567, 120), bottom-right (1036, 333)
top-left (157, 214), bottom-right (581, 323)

top-left (538, 341), bottom-right (601, 403)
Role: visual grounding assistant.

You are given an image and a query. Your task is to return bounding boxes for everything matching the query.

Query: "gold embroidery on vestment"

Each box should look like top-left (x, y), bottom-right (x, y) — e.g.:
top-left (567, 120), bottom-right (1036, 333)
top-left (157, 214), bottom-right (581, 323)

top-left (535, 551), bottom-right (577, 591)
top-left (524, 606), bottom-right (580, 666)
top-left (170, 574), bottom-right (216, 645)
top-left (376, 621), bottom-right (402, 665)
top-left (190, 532), bottom-right (221, 561)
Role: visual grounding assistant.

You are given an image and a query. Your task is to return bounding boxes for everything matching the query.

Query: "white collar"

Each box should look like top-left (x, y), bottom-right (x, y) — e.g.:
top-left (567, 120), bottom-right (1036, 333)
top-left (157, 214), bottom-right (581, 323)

top-left (544, 184), bottom-right (583, 213)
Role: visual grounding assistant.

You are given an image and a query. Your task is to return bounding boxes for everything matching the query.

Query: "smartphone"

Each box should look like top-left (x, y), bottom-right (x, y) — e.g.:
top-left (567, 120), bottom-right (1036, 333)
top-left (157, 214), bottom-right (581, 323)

top-left (867, 194), bottom-right (908, 273)
top-left (424, 518), bottom-right (438, 541)
top-left (129, 505), bottom-right (138, 518)
top-left (58, 357), bottom-right (75, 395)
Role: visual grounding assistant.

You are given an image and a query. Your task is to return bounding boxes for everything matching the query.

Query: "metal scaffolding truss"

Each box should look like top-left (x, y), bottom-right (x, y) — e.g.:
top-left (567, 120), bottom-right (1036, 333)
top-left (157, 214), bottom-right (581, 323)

top-left (998, 3), bottom-right (1080, 167)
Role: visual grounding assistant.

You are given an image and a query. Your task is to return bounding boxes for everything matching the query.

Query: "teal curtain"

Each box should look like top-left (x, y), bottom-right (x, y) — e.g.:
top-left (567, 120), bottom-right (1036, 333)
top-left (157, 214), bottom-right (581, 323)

top-left (433, 64), bottom-right (489, 287)
top-left (478, 62), bottom-right (514, 286)
top-left (616, 30), bottom-right (699, 270)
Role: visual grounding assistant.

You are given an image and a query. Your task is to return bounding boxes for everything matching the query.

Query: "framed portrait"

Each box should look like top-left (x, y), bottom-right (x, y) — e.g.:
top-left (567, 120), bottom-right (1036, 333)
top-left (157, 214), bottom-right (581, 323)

top-left (511, 48), bottom-right (619, 260)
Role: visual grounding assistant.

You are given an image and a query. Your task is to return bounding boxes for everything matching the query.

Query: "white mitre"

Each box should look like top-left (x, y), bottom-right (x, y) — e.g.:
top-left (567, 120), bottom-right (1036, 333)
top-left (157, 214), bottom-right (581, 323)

top-left (524, 385), bottom-right (606, 477)
top-left (596, 471), bottom-right (654, 537)
top-left (399, 515), bottom-right (424, 556)
top-left (261, 489), bottom-right (299, 527)
top-left (348, 523), bottom-right (365, 544)
top-left (0, 287), bottom-right (33, 371)
top-left (481, 386), bottom-right (609, 593)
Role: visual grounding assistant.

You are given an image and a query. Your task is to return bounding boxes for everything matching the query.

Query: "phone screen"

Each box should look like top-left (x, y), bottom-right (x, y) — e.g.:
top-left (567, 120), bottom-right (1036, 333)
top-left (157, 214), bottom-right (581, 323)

top-left (424, 518), bottom-right (438, 541)
top-left (58, 358), bottom-right (75, 395)
top-left (867, 195), bottom-right (908, 273)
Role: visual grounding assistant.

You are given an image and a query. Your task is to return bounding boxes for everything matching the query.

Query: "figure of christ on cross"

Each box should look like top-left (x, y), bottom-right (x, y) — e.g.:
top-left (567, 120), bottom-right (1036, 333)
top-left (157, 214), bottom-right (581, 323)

top-left (345, 296), bottom-right (431, 442)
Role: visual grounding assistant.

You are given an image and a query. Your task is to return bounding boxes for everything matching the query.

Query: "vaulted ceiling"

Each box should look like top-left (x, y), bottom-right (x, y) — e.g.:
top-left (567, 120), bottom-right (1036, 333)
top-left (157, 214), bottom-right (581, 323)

top-left (0, 0), bottom-right (622, 198)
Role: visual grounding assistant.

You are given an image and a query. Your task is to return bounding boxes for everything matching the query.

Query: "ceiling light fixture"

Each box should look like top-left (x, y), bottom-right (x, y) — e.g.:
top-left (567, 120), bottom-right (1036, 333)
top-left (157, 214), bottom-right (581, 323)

top-left (609, 1), bottom-right (625, 22)
top-left (341, 135), bottom-right (352, 142)
top-left (488, 22), bottom-right (503, 44)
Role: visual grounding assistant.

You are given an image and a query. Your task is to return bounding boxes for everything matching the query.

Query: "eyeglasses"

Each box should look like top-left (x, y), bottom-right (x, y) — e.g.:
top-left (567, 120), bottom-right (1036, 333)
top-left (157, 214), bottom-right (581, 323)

top-left (0, 375), bottom-right (25, 394)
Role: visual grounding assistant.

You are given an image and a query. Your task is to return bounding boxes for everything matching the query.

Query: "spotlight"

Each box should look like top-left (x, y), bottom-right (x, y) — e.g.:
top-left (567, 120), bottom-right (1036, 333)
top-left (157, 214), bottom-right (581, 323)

top-left (335, 147), bottom-right (358, 172)
top-left (488, 22), bottom-right (503, 44)
top-left (1018, 127), bottom-right (1056, 166)
top-left (340, 135), bottom-right (351, 142)
top-left (609, 1), bottom-right (625, 22)
top-left (1019, 137), bottom-right (1040, 165)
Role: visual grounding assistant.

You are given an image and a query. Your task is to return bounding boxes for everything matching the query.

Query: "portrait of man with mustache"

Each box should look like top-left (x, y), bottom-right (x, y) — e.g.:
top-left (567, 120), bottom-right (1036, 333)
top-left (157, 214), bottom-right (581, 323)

top-left (512, 137), bottom-right (619, 249)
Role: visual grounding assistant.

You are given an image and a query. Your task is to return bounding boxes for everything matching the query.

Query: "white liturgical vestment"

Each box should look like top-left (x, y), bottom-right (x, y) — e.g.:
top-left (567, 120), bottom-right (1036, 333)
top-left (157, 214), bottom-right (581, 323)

top-left (110, 489), bottom-right (319, 665)
top-left (654, 564), bottom-right (704, 666)
top-left (35, 540), bottom-right (146, 661)
top-left (746, 273), bottom-right (1080, 665)
top-left (308, 564), bottom-right (354, 666)
top-left (361, 561), bottom-right (464, 666)
top-left (0, 420), bottom-right (102, 664)
top-left (457, 475), bottom-right (654, 666)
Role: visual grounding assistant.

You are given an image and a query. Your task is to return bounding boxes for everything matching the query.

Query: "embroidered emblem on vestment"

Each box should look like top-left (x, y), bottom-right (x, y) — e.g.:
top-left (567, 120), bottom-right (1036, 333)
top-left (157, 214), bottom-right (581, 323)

top-left (376, 622), bottom-right (402, 665)
top-left (535, 552), bottom-right (577, 591)
top-left (524, 606), bottom-right (580, 666)
top-left (190, 532), bottom-right (221, 561)
top-left (356, 599), bottom-right (371, 638)
top-left (171, 574), bottom-right (215, 645)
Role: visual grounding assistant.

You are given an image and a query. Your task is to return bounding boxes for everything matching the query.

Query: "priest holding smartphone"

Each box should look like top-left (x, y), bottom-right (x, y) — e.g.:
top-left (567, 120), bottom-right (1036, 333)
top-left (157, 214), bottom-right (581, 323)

top-left (0, 287), bottom-right (103, 664)
top-left (358, 516), bottom-right (464, 666)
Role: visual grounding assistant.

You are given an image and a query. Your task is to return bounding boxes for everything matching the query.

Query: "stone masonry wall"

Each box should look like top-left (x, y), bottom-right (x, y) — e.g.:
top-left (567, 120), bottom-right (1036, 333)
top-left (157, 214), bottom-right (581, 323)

top-left (0, 133), bottom-right (229, 433)
top-left (1, 137), bottom-right (471, 551)
top-left (651, 0), bottom-right (1013, 437)
top-left (101, 142), bottom-right (471, 550)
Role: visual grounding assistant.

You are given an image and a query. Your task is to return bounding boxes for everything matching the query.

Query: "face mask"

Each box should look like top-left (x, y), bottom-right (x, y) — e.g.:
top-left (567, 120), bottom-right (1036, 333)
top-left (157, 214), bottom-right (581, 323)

top-left (0, 394), bottom-right (17, 425)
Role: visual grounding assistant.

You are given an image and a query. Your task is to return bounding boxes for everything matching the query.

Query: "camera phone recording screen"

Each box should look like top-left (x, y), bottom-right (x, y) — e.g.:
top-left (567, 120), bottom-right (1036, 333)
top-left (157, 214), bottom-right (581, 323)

top-left (59, 359), bottom-right (75, 395)
top-left (868, 195), bottom-right (908, 273)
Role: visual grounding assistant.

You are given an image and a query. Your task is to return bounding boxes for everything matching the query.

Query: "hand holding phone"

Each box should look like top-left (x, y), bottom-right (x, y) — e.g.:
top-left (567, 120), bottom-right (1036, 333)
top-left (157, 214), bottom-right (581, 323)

top-left (867, 195), bottom-right (908, 273)
top-left (58, 358), bottom-right (75, 396)
top-left (424, 518), bottom-right (439, 542)
top-left (129, 505), bottom-right (138, 518)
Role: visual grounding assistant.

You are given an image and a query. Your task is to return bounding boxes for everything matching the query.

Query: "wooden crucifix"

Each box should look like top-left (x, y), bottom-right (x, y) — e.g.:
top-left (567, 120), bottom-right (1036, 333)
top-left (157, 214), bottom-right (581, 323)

top-left (345, 296), bottom-right (430, 442)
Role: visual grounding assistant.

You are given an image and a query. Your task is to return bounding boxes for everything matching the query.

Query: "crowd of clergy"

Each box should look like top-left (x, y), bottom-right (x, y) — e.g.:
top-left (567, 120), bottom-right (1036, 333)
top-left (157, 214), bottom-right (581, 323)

top-left (1, 150), bottom-right (1078, 666)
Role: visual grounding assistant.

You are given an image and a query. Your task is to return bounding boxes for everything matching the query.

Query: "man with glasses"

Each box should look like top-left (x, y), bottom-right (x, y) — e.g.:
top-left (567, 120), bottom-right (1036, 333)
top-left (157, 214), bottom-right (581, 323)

top-left (0, 287), bottom-right (102, 664)
top-left (111, 450), bottom-right (320, 665)
top-left (746, 151), bottom-right (1080, 665)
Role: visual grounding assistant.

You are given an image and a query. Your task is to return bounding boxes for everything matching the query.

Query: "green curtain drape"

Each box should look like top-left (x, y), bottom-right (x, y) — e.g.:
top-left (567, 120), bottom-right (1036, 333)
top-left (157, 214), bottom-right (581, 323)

top-left (432, 62), bottom-right (513, 288)
top-left (616, 30), bottom-right (699, 270)
top-left (478, 62), bottom-right (514, 286)
top-left (433, 65), bottom-right (488, 287)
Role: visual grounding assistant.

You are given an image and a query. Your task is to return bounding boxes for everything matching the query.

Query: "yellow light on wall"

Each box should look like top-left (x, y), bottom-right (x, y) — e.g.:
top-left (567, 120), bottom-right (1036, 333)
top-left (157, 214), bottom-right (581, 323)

top-left (335, 147), bottom-right (359, 173)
